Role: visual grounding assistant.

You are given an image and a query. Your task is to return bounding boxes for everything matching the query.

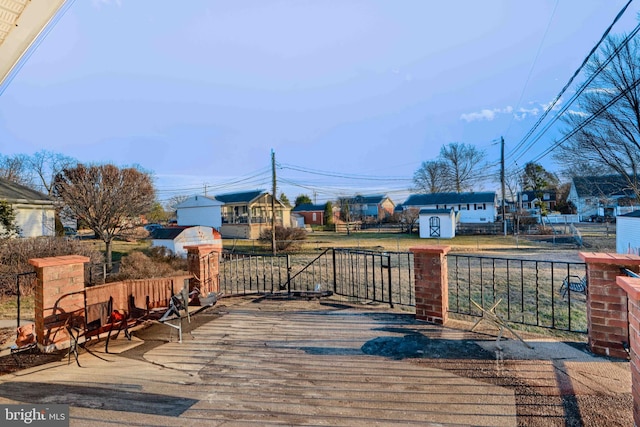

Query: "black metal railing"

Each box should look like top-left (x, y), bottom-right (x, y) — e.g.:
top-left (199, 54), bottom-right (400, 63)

top-left (0, 272), bottom-right (37, 331)
top-left (447, 254), bottom-right (588, 333)
top-left (219, 252), bottom-right (290, 295)
top-left (219, 248), bottom-right (415, 308)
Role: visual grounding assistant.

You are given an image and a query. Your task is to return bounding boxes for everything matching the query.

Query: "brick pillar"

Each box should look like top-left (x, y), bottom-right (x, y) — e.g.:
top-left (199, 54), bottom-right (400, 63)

top-left (616, 276), bottom-right (640, 427)
top-left (29, 255), bottom-right (90, 352)
top-left (580, 252), bottom-right (640, 359)
top-left (185, 243), bottom-right (222, 296)
top-left (411, 245), bottom-right (451, 324)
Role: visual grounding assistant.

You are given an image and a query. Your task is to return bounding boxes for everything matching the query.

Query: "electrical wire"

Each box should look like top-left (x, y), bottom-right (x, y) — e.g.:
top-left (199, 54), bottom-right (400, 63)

top-left (505, 0), bottom-right (634, 161)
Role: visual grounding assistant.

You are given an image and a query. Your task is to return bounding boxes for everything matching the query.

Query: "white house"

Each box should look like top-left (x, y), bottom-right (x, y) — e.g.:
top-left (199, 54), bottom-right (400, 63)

top-left (402, 192), bottom-right (497, 223)
top-left (568, 175), bottom-right (640, 221)
top-left (150, 226), bottom-right (221, 258)
top-left (419, 208), bottom-right (456, 239)
top-left (175, 195), bottom-right (223, 229)
top-left (617, 210), bottom-right (640, 255)
top-left (0, 177), bottom-right (55, 238)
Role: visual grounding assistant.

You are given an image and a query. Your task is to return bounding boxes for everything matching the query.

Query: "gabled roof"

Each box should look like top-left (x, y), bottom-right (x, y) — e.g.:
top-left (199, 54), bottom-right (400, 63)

top-left (350, 194), bottom-right (390, 205)
top-left (419, 208), bottom-right (454, 215)
top-left (150, 226), bottom-right (189, 240)
top-left (175, 195), bottom-right (222, 209)
top-left (572, 175), bottom-right (639, 198)
top-left (0, 177), bottom-right (52, 204)
top-left (621, 210), bottom-right (640, 218)
top-left (519, 190), bottom-right (556, 201)
top-left (214, 190), bottom-right (266, 204)
top-left (403, 192), bottom-right (496, 206)
top-left (292, 203), bottom-right (326, 212)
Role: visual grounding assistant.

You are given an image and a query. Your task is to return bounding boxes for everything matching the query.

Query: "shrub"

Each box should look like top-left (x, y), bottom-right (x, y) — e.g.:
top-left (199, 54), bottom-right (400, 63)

top-left (258, 226), bottom-right (307, 251)
top-left (0, 237), bottom-right (103, 296)
top-left (109, 248), bottom-right (188, 281)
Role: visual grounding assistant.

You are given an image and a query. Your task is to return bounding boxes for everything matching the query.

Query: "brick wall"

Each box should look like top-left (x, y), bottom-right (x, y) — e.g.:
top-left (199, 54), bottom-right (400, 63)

top-left (185, 244), bottom-right (222, 296)
top-left (410, 245), bottom-right (451, 324)
top-left (580, 252), bottom-right (640, 359)
top-left (29, 256), bottom-right (89, 352)
top-left (616, 276), bottom-right (640, 426)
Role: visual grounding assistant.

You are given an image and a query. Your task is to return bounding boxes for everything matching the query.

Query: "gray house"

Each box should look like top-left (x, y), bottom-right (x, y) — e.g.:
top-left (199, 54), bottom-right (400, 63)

top-left (568, 175), bottom-right (640, 221)
top-left (0, 177), bottom-right (56, 238)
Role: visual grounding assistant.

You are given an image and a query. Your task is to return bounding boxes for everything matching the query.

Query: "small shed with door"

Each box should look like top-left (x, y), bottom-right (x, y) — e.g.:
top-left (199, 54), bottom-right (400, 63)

top-left (419, 208), bottom-right (456, 239)
top-left (617, 210), bottom-right (640, 255)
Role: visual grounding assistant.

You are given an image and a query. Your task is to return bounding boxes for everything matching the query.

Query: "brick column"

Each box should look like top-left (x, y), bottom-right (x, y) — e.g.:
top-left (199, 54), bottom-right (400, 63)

top-left (616, 276), bottom-right (640, 426)
top-left (411, 245), bottom-right (451, 324)
top-left (580, 252), bottom-right (640, 359)
top-left (185, 243), bottom-right (222, 296)
top-left (29, 255), bottom-right (90, 352)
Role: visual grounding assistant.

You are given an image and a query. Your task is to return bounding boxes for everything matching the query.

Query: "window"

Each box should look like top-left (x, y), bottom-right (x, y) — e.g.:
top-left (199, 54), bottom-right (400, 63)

top-left (522, 194), bottom-right (529, 202)
top-left (312, 212), bottom-right (317, 221)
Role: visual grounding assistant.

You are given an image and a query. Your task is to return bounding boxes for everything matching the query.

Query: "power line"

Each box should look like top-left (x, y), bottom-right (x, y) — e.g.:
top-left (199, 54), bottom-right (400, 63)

top-left (505, 0), bottom-right (634, 161)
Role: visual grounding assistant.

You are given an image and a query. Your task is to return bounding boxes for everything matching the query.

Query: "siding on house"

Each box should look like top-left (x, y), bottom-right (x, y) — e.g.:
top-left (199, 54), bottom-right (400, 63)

top-left (175, 195), bottom-right (223, 229)
top-left (291, 204), bottom-right (325, 225)
top-left (403, 192), bottom-right (497, 223)
top-left (150, 226), bottom-right (221, 257)
top-left (568, 175), bottom-right (640, 220)
top-left (617, 210), bottom-right (640, 255)
top-left (0, 177), bottom-right (55, 237)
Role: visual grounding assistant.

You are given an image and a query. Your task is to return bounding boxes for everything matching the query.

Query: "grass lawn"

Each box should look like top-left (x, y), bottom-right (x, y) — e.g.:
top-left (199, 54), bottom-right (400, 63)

top-left (224, 230), bottom-right (549, 253)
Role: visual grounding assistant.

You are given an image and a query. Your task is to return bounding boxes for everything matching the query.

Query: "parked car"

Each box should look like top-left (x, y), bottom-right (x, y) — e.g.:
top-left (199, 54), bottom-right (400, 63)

top-left (63, 226), bottom-right (77, 237)
top-left (144, 223), bottom-right (163, 232)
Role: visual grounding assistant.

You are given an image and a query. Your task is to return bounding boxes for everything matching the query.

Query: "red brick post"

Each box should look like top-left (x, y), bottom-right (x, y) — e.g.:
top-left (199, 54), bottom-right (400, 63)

top-left (411, 245), bottom-right (451, 324)
top-left (185, 243), bottom-right (222, 296)
top-left (616, 276), bottom-right (640, 426)
top-left (580, 252), bottom-right (640, 359)
top-left (29, 255), bottom-right (90, 352)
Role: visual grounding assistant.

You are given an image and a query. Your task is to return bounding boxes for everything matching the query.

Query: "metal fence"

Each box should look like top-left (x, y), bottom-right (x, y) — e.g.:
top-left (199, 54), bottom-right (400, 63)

top-left (218, 249), bottom-right (588, 334)
top-left (447, 254), bottom-right (588, 333)
top-left (0, 272), bottom-right (37, 331)
top-left (219, 249), bottom-right (415, 307)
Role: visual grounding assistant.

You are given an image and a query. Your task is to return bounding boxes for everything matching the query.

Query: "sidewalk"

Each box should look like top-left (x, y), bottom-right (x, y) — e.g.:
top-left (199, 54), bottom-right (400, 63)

top-left (0, 296), bottom-right (632, 426)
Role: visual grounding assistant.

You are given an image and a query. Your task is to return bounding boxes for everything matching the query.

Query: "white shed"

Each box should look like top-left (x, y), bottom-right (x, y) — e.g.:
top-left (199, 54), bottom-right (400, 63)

top-left (150, 226), bottom-right (221, 258)
top-left (617, 210), bottom-right (640, 255)
top-left (419, 208), bottom-right (456, 239)
top-left (175, 195), bottom-right (223, 229)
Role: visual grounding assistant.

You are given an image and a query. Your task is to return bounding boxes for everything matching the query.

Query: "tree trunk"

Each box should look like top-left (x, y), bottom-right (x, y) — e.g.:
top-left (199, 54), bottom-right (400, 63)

top-left (105, 239), bottom-right (113, 272)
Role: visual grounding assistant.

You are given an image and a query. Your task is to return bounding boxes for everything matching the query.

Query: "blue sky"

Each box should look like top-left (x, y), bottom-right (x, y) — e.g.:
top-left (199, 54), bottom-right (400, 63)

top-left (1, 0), bottom-right (639, 205)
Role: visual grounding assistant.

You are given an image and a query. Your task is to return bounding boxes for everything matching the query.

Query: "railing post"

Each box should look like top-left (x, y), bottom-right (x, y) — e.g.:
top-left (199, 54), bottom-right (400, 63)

top-left (332, 249), bottom-right (337, 293)
top-left (616, 275), bottom-right (640, 426)
top-left (287, 254), bottom-right (291, 294)
top-left (580, 252), bottom-right (640, 359)
top-left (387, 254), bottom-right (393, 308)
top-left (410, 245), bottom-right (451, 324)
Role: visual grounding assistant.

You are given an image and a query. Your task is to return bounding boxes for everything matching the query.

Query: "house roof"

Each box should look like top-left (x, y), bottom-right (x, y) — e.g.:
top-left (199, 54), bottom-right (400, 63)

top-left (150, 226), bottom-right (190, 240)
top-left (419, 208), bottom-right (454, 215)
top-left (292, 203), bottom-right (325, 212)
top-left (0, 177), bottom-right (52, 204)
top-left (404, 192), bottom-right (496, 206)
top-left (519, 190), bottom-right (556, 201)
top-left (351, 194), bottom-right (390, 205)
top-left (572, 175), bottom-right (638, 198)
top-left (214, 190), bottom-right (266, 204)
top-left (175, 194), bottom-right (222, 209)
top-left (621, 210), bottom-right (640, 218)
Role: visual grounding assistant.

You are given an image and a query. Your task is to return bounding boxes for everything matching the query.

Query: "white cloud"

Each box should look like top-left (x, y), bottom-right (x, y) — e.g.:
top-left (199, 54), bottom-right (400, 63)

top-left (567, 110), bottom-right (589, 117)
top-left (541, 97), bottom-right (562, 112)
top-left (460, 106), bottom-right (513, 122)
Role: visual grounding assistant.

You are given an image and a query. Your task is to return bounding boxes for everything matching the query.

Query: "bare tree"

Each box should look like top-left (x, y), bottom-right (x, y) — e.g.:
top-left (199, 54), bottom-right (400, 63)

top-left (413, 160), bottom-right (450, 193)
top-left (0, 154), bottom-right (32, 187)
top-left (53, 164), bottom-right (155, 270)
top-left (439, 142), bottom-right (486, 193)
top-left (398, 207), bottom-right (420, 234)
top-left (555, 35), bottom-right (640, 200)
top-left (26, 150), bottom-right (76, 195)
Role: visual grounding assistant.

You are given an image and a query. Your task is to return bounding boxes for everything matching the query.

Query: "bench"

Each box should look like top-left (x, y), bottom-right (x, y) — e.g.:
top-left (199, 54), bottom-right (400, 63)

top-left (560, 275), bottom-right (587, 298)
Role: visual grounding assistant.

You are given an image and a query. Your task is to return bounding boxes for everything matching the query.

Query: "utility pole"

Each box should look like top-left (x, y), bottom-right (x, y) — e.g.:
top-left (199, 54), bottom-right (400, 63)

top-left (501, 136), bottom-right (507, 236)
top-left (271, 149), bottom-right (277, 255)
